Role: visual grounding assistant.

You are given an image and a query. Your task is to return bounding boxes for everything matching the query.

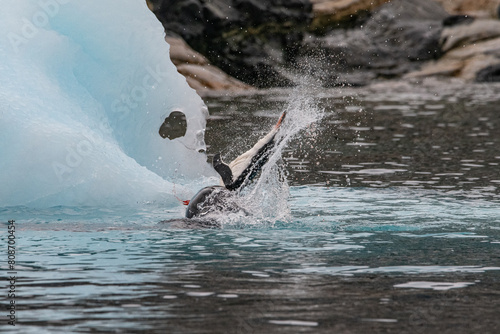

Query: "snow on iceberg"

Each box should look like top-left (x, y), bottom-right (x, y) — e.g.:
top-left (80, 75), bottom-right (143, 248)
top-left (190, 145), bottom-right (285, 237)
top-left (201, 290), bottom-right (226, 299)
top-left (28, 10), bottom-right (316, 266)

top-left (0, 0), bottom-right (214, 207)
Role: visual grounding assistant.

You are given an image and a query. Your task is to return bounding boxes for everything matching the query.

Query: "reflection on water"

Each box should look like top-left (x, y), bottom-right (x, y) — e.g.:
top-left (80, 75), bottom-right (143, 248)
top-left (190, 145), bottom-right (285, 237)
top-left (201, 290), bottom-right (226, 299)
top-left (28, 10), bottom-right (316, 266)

top-left (206, 79), bottom-right (500, 198)
top-left (5, 185), bottom-right (500, 334)
top-left (3, 79), bottom-right (500, 333)
top-left (3, 190), bottom-right (500, 333)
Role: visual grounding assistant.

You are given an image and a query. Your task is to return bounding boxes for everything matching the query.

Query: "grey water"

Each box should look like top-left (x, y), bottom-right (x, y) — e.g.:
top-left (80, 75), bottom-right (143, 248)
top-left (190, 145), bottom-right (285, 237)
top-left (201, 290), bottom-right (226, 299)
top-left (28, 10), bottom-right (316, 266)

top-left (2, 79), bottom-right (500, 333)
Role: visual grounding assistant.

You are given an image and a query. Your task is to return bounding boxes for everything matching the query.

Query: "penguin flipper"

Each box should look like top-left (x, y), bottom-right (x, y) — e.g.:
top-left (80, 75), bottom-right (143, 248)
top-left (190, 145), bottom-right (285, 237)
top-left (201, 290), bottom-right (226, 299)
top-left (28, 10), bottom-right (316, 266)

top-left (213, 153), bottom-right (233, 188)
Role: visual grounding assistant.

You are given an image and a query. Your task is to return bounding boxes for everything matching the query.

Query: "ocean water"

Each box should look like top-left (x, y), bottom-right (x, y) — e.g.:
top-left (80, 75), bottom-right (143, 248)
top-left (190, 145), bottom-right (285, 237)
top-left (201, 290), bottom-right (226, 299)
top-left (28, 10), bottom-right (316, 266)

top-left (2, 79), bottom-right (500, 333)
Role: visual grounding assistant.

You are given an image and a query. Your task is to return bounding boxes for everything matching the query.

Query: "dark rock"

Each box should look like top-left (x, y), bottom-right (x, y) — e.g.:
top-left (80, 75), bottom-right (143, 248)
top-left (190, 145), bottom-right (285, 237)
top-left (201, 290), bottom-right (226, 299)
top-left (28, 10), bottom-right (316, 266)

top-left (443, 15), bottom-right (475, 27)
top-left (348, 0), bottom-right (448, 62)
top-left (150, 0), bottom-right (500, 88)
top-left (166, 36), bottom-right (253, 94)
top-left (476, 64), bottom-right (500, 82)
top-left (297, 0), bottom-right (448, 86)
top-left (309, 0), bottom-right (390, 34)
top-left (440, 19), bottom-right (500, 53)
top-left (150, 0), bottom-right (312, 88)
top-left (405, 34), bottom-right (500, 82)
top-left (434, 0), bottom-right (500, 19)
top-left (159, 111), bottom-right (187, 140)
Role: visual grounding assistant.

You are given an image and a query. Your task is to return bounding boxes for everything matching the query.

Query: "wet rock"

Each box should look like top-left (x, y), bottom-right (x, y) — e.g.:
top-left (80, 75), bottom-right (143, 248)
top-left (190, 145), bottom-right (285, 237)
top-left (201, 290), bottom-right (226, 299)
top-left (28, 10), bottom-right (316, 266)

top-left (406, 48), bottom-right (500, 82)
top-left (406, 21), bottom-right (500, 82)
top-left (354, 0), bottom-right (448, 61)
top-left (442, 15), bottom-right (475, 27)
top-left (176, 63), bottom-right (254, 93)
top-left (150, 0), bottom-right (312, 88)
top-left (149, 0), bottom-right (500, 88)
top-left (310, 0), bottom-right (390, 33)
top-left (166, 36), bottom-right (253, 95)
top-left (476, 64), bottom-right (500, 82)
top-left (440, 19), bottom-right (500, 52)
top-left (166, 36), bottom-right (209, 66)
top-left (445, 36), bottom-right (500, 59)
top-left (298, 0), bottom-right (448, 86)
top-left (404, 58), bottom-right (463, 78)
top-left (434, 0), bottom-right (500, 19)
top-left (461, 54), bottom-right (500, 81)
top-left (159, 111), bottom-right (187, 140)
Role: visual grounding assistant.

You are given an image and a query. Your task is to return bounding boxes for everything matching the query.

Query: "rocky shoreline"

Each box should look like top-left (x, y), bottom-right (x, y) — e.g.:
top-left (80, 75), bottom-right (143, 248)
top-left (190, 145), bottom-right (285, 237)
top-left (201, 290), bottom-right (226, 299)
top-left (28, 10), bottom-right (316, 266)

top-left (148, 0), bottom-right (500, 93)
top-left (166, 36), bottom-right (254, 94)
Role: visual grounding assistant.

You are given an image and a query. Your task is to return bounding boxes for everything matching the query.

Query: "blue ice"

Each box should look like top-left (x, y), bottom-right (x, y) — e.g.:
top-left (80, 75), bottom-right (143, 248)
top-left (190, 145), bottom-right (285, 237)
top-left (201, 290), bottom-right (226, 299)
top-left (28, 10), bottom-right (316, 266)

top-left (0, 0), bottom-right (214, 207)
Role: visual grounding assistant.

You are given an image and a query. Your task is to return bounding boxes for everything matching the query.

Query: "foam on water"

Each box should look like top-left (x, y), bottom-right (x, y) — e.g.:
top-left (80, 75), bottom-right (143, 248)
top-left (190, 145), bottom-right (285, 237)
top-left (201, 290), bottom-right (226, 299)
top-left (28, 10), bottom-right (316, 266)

top-left (394, 281), bottom-right (475, 291)
top-left (0, 0), bottom-right (213, 207)
top-left (213, 83), bottom-right (325, 226)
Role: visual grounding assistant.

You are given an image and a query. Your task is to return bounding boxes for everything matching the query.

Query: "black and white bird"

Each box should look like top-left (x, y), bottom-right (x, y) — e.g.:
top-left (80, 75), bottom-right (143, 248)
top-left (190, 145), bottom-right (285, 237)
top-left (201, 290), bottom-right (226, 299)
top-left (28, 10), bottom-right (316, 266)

top-left (185, 111), bottom-right (286, 218)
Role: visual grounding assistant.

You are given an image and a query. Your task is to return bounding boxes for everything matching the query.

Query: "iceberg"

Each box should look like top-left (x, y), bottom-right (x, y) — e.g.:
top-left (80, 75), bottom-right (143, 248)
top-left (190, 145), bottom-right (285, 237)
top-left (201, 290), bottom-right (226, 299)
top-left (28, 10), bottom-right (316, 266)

top-left (0, 0), bottom-right (214, 207)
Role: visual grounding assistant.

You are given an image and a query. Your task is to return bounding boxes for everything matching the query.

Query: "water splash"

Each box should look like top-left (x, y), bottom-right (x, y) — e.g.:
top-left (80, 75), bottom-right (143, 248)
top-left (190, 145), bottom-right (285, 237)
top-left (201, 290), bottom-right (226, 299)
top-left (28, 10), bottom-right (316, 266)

top-left (218, 82), bottom-right (325, 227)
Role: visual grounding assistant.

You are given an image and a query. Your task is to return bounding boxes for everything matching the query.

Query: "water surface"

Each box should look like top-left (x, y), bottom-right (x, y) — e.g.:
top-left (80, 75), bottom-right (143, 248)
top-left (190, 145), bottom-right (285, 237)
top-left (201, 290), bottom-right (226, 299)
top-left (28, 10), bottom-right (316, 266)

top-left (2, 79), bottom-right (500, 333)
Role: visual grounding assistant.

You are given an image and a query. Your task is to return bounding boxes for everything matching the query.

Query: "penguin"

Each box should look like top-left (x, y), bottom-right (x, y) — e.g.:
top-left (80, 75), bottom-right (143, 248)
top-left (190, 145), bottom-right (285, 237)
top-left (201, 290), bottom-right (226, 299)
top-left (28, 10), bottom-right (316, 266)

top-left (185, 111), bottom-right (287, 219)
